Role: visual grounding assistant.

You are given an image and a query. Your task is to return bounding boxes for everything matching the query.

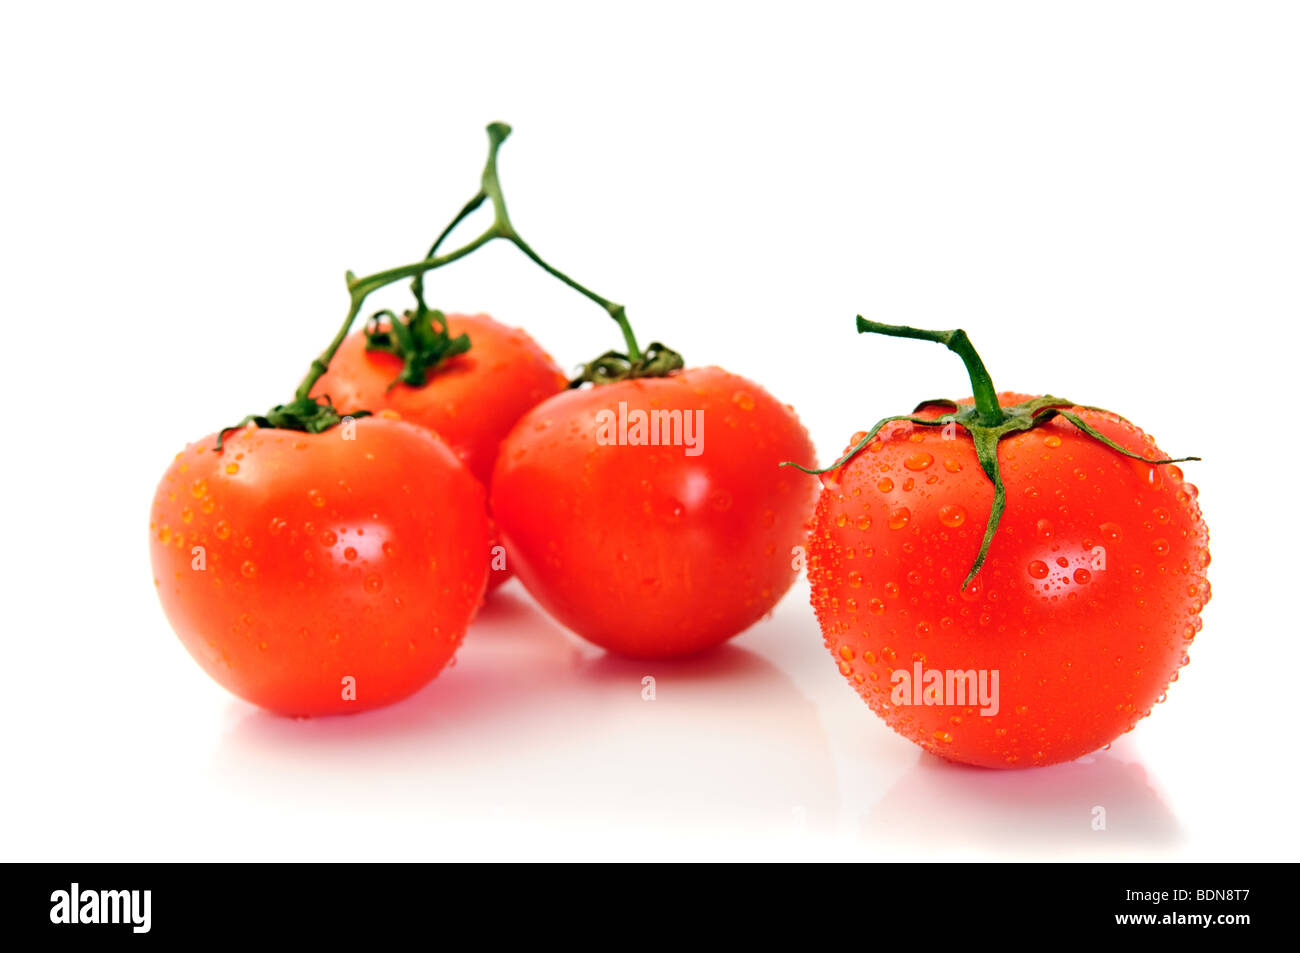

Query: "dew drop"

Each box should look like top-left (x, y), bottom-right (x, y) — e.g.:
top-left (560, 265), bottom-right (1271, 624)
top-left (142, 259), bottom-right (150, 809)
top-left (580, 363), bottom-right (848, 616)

top-left (938, 504), bottom-right (966, 528)
top-left (888, 507), bottom-right (911, 530)
top-left (904, 451), bottom-right (933, 471)
top-left (1027, 559), bottom-right (1049, 579)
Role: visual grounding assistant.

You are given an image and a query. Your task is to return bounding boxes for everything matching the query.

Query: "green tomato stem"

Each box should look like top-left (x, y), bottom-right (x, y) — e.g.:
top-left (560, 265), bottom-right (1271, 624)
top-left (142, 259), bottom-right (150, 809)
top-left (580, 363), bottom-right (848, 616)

top-left (856, 317), bottom-right (1005, 426)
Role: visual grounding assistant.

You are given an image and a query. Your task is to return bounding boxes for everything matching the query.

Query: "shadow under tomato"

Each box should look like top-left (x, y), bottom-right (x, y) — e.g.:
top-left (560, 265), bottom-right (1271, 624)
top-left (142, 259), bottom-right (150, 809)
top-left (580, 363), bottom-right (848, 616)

top-left (859, 740), bottom-right (1180, 855)
top-left (212, 585), bottom-right (839, 852)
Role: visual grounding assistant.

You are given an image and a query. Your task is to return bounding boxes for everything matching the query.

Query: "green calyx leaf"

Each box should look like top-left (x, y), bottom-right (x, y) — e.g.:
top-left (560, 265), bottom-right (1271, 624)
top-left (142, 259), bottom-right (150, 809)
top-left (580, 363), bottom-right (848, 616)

top-left (569, 341), bottom-right (685, 387)
top-left (781, 318), bottom-right (1202, 590)
top-left (215, 395), bottom-right (370, 450)
top-left (364, 307), bottom-right (471, 390)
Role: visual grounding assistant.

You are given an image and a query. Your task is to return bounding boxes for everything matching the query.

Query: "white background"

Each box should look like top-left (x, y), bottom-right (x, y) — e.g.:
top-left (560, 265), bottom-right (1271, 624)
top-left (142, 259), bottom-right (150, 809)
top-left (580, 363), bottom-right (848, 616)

top-left (2, 1), bottom-right (1296, 860)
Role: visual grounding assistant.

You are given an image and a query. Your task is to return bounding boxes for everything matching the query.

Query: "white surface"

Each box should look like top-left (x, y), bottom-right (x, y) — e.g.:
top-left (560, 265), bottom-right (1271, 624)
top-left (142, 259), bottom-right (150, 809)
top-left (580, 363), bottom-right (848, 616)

top-left (1, 1), bottom-right (1297, 861)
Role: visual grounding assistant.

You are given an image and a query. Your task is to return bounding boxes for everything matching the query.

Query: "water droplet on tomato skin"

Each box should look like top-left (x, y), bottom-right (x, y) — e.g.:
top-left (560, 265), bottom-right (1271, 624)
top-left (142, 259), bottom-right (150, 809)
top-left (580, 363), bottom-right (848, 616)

top-left (1073, 568), bottom-right (1091, 585)
top-left (904, 451), bottom-right (933, 471)
top-left (240, 560), bottom-right (257, 579)
top-left (938, 504), bottom-right (966, 528)
top-left (1152, 537), bottom-right (1170, 557)
top-left (365, 574), bottom-right (383, 593)
top-left (1099, 522), bottom-right (1123, 543)
top-left (1028, 560), bottom-right (1050, 579)
top-left (214, 520), bottom-right (231, 541)
top-left (1044, 435), bottom-right (1062, 449)
top-left (888, 507), bottom-right (911, 530)
top-left (225, 463), bottom-right (240, 475)
top-left (877, 477), bottom-right (894, 493)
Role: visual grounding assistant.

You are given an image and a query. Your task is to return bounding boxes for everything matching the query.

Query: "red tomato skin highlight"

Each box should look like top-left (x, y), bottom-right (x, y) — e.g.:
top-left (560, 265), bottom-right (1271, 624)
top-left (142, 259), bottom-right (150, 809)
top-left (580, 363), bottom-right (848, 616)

top-left (808, 394), bottom-right (1210, 769)
top-left (491, 366), bottom-right (818, 658)
top-left (149, 417), bottom-right (490, 716)
top-left (313, 313), bottom-right (566, 591)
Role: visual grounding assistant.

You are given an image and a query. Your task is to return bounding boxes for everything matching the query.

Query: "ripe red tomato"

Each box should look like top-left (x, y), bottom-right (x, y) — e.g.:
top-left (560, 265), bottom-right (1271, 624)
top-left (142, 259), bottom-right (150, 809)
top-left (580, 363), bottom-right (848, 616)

top-left (313, 313), bottom-right (567, 589)
top-left (808, 393), bottom-right (1210, 768)
top-left (491, 366), bottom-right (818, 657)
top-left (149, 416), bottom-right (490, 716)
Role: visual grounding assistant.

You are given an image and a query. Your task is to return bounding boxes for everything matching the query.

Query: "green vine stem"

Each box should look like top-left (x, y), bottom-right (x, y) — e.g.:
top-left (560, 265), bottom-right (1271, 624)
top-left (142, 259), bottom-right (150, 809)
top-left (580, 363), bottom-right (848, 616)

top-left (782, 317), bottom-right (1201, 589)
top-left (217, 122), bottom-right (680, 447)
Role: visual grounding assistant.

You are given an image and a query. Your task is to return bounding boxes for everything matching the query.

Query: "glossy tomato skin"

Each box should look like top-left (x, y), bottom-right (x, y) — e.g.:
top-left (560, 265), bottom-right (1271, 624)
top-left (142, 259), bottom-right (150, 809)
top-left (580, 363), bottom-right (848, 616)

top-left (149, 416), bottom-right (490, 716)
top-left (808, 393), bottom-right (1210, 768)
top-left (491, 366), bottom-right (818, 658)
top-left (313, 313), bottom-right (566, 591)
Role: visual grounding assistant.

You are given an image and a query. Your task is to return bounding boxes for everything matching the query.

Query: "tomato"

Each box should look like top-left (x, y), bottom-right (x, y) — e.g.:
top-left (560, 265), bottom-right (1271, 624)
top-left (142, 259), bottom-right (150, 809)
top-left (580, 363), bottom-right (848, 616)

top-left (808, 393), bottom-right (1210, 768)
top-left (312, 313), bottom-right (566, 589)
top-left (491, 366), bottom-right (818, 658)
top-left (149, 416), bottom-right (490, 716)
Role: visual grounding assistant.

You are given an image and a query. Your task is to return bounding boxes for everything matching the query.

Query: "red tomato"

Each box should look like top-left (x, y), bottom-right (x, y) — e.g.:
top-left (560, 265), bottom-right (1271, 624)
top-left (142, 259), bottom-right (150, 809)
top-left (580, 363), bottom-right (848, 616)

top-left (313, 313), bottom-right (567, 589)
top-left (149, 416), bottom-right (490, 716)
top-left (808, 394), bottom-right (1210, 768)
top-left (491, 367), bottom-right (818, 657)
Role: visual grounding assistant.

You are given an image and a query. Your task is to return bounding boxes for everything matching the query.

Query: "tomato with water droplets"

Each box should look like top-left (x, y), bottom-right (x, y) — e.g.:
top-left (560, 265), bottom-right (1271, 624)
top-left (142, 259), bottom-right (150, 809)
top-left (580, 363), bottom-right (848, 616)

top-left (491, 367), bottom-right (818, 657)
top-left (809, 393), bottom-right (1210, 768)
top-left (149, 417), bottom-right (490, 715)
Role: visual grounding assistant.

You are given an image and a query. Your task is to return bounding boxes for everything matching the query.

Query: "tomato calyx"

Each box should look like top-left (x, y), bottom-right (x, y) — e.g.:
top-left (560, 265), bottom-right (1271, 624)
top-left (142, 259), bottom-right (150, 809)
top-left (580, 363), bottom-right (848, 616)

top-left (215, 395), bottom-right (369, 451)
top-left (783, 317), bottom-right (1200, 589)
top-left (363, 306), bottom-right (471, 389)
top-left (568, 340), bottom-right (685, 387)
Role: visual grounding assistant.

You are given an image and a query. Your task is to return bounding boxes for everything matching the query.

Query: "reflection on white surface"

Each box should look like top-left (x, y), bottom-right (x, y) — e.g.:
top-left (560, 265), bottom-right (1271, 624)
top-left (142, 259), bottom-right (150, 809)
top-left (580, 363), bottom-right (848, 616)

top-left (859, 744), bottom-right (1179, 855)
top-left (213, 586), bottom-right (841, 857)
top-left (200, 583), bottom-right (1185, 860)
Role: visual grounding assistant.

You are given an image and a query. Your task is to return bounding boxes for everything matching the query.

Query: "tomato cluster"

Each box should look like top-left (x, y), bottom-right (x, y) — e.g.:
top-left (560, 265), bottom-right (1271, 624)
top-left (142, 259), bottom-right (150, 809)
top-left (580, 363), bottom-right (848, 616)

top-left (150, 124), bottom-right (816, 715)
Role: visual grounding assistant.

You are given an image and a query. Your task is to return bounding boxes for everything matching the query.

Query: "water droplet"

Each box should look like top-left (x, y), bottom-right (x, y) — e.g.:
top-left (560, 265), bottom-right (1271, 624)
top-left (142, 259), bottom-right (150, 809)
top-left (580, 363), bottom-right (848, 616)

top-left (939, 504), bottom-right (966, 528)
top-left (847, 570), bottom-right (863, 588)
top-left (240, 560), bottom-right (257, 579)
top-left (365, 573), bottom-right (383, 593)
top-left (944, 458), bottom-right (962, 473)
top-left (1044, 435), bottom-right (1062, 449)
top-left (308, 490), bottom-right (326, 508)
top-left (1073, 568), bottom-right (1091, 585)
top-left (214, 520), bottom-right (231, 540)
top-left (888, 506), bottom-right (911, 530)
top-left (1100, 522), bottom-right (1123, 543)
top-left (344, 547), bottom-right (358, 561)
top-left (1152, 537), bottom-right (1170, 557)
top-left (932, 730), bottom-right (953, 744)
top-left (732, 391), bottom-right (755, 411)
top-left (877, 477), bottom-right (894, 493)
top-left (190, 479), bottom-right (207, 498)
top-left (1027, 559), bottom-right (1049, 579)
top-left (904, 451), bottom-right (933, 471)
top-left (225, 463), bottom-right (239, 475)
